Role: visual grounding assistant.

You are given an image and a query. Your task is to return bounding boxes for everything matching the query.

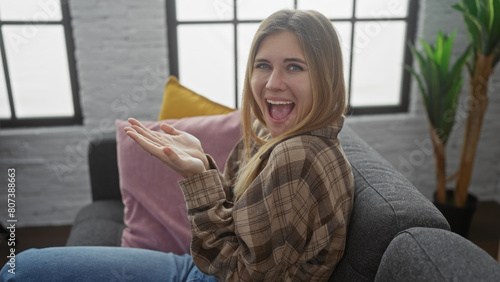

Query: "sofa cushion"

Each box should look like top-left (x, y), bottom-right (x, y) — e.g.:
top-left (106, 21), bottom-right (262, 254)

top-left (330, 126), bottom-right (450, 281)
top-left (158, 76), bottom-right (235, 120)
top-left (115, 111), bottom-right (241, 254)
top-left (375, 227), bottom-right (500, 281)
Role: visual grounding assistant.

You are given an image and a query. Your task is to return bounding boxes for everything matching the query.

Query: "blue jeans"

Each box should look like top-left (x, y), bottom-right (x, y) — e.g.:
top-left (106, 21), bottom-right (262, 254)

top-left (0, 247), bottom-right (218, 282)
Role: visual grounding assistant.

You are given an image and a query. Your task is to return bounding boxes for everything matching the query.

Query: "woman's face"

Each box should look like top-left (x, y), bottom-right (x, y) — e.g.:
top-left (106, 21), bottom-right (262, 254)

top-left (251, 31), bottom-right (313, 138)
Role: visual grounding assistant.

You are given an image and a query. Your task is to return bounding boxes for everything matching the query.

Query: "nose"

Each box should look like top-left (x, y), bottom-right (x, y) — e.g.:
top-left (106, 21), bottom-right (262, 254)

top-left (266, 69), bottom-right (286, 91)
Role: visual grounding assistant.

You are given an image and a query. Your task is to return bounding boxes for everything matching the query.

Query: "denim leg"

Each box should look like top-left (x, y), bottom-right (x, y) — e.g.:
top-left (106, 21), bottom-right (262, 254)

top-left (186, 265), bottom-right (219, 282)
top-left (0, 246), bottom-right (217, 282)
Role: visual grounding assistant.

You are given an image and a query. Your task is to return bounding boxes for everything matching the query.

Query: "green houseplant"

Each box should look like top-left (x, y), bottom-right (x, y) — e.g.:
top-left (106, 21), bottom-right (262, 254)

top-left (407, 0), bottom-right (500, 236)
top-left (452, 0), bottom-right (500, 207)
top-left (407, 31), bottom-right (471, 205)
top-left (408, 0), bottom-right (500, 207)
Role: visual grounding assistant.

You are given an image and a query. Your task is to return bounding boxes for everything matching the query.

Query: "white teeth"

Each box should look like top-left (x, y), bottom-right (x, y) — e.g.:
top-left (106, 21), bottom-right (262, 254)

top-left (266, 99), bottom-right (293, 105)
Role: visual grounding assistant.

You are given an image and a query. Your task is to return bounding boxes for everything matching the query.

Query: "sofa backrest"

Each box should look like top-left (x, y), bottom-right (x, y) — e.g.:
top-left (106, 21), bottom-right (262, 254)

top-left (330, 126), bottom-right (450, 281)
top-left (88, 137), bottom-right (121, 201)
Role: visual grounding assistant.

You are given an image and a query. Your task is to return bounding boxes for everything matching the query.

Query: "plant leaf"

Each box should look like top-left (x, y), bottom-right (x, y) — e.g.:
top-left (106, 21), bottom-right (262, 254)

top-left (440, 31), bottom-right (455, 80)
top-left (456, 0), bottom-right (500, 57)
top-left (488, 0), bottom-right (495, 30)
top-left (406, 31), bottom-right (467, 145)
top-left (426, 57), bottom-right (441, 126)
top-left (407, 42), bottom-right (434, 122)
top-left (454, 1), bottom-right (485, 53)
top-left (421, 39), bottom-right (435, 61)
top-left (449, 45), bottom-right (472, 88)
top-left (406, 65), bottom-right (430, 113)
top-left (486, 0), bottom-right (500, 56)
top-left (441, 76), bottom-right (463, 144)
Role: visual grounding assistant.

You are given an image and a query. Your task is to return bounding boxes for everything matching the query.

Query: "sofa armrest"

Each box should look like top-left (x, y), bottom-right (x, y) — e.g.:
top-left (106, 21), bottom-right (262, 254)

top-left (88, 137), bottom-right (121, 201)
top-left (66, 200), bottom-right (125, 246)
top-left (375, 227), bottom-right (500, 281)
top-left (330, 126), bottom-right (450, 281)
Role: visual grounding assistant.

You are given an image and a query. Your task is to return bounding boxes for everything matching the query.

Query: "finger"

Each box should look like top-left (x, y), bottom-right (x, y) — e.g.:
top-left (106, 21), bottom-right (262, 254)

top-left (128, 118), bottom-right (163, 139)
top-left (131, 123), bottom-right (170, 147)
top-left (125, 126), bottom-right (161, 147)
top-left (124, 126), bottom-right (138, 134)
top-left (131, 124), bottom-right (160, 141)
top-left (127, 117), bottom-right (143, 127)
top-left (126, 130), bottom-right (163, 153)
top-left (160, 123), bottom-right (181, 136)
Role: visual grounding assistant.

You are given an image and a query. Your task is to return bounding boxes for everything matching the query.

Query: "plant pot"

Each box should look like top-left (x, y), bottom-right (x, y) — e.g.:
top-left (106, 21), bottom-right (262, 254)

top-left (433, 190), bottom-right (478, 237)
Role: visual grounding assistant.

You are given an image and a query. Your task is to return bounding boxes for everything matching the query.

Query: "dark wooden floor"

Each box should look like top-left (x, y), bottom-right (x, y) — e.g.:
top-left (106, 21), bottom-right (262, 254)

top-left (1, 201), bottom-right (500, 266)
top-left (0, 225), bottom-right (72, 266)
top-left (467, 201), bottom-right (500, 262)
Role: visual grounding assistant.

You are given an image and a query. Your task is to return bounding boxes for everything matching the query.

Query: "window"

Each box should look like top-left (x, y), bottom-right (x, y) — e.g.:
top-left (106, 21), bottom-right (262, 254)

top-left (166, 0), bottom-right (419, 114)
top-left (0, 0), bottom-right (81, 128)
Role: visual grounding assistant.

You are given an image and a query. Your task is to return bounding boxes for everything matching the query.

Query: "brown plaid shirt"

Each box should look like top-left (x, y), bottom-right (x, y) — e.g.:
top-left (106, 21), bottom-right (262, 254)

top-left (179, 119), bottom-right (354, 281)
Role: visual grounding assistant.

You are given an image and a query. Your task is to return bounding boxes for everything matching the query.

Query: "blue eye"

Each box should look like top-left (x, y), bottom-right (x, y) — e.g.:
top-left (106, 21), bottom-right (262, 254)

top-left (289, 64), bottom-right (303, 71)
top-left (255, 63), bottom-right (270, 69)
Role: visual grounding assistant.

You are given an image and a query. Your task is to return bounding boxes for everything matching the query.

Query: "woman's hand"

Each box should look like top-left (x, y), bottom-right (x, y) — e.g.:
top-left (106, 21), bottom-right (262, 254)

top-left (124, 118), bottom-right (209, 179)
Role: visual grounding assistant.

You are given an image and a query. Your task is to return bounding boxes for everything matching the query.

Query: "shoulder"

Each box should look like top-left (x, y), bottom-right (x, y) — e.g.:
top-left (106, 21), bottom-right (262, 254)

top-left (271, 133), bottom-right (339, 160)
top-left (266, 133), bottom-right (344, 176)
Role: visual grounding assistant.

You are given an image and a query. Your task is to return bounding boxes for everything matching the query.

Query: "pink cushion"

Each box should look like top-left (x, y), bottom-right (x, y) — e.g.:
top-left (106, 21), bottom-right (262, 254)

top-left (115, 111), bottom-right (241, 254)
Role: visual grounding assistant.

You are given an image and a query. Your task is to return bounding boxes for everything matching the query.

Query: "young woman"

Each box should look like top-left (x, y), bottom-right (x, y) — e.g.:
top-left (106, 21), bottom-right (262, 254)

top-left (1, 9), bottom-right (353, 282)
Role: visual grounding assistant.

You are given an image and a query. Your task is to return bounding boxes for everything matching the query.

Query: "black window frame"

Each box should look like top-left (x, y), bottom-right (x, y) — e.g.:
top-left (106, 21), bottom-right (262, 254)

top-left (0, 0), bottom-right (82, 128)
top-left (166, 0), bottom-right (419, 115)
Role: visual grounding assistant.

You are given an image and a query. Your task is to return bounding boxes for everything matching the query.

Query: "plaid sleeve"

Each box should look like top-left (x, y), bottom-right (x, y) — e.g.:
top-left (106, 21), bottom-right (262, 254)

top-left (221, 138), bottom-right (245, 200)
top-left (179, 134), bottom-right (353, 281)
top-left (202, 138), bottom-right (245, 203)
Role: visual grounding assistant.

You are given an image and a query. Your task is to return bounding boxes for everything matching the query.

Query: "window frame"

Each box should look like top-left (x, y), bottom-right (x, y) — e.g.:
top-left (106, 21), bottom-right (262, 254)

top-left (0, 0), bottom-right (82, 128)
top-left (166, 0), bottom-right (419, 115)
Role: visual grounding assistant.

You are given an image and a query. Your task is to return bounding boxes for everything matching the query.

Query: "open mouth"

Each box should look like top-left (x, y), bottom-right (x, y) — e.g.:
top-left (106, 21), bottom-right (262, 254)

top-left (266, 99), bottom-right (295, 121)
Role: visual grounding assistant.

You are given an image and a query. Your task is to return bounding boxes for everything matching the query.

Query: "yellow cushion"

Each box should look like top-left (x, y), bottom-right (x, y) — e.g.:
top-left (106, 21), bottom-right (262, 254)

top-left (158, 76), bottom-right (235, 120)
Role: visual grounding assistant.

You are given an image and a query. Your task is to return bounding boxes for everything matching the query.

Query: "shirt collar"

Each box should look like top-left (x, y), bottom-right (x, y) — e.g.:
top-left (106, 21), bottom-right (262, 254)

top-left (258, 116), bottom-right (345, 160)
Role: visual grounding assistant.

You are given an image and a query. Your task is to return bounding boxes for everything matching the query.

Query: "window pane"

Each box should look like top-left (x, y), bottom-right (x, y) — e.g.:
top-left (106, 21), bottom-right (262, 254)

top-left (237, 23), bottom-right (260, 108)
top-left (298, 0), bottom-right (353, 19)
top-left (176, 0), bottom-right (233, 21)
top-left (0, 0), bottom-right (62, 21)
top-left (0, 47), bottom-right (10, 118)
top-left (3, 25), bottom-right (73, 118)
top-left (237, 0), bottom-right (294, 20)
top-left (333, 22), bottom-right (352, 93)
top-left (355, 0), bottom-right (408, 18)
top-left (178, 24), bottom-right (235, 107)
top-left (350, 21), bottom-right (406, 106)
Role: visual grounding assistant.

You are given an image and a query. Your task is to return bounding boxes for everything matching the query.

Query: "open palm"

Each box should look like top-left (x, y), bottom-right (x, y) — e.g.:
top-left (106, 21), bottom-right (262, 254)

top-left (124, 118), bottom-right (209, 178)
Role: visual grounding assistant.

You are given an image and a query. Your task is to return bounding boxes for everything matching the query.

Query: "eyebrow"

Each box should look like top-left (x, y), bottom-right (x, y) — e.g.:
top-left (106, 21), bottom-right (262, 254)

top-left (284, 58), bottom-right (307, 64)
top-left (254, 57), bottom-right (307, 65)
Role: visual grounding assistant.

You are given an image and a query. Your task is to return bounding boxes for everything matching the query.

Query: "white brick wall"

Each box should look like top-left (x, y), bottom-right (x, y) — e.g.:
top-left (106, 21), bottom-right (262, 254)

top-left (0, 0), bottom-right (498, 227)
top-left (0, 0), bottom-right (168, 226)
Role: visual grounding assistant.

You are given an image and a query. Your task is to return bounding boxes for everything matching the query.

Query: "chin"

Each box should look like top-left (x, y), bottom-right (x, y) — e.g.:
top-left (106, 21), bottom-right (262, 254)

top-left (267, 121), bottom-right (294, 138)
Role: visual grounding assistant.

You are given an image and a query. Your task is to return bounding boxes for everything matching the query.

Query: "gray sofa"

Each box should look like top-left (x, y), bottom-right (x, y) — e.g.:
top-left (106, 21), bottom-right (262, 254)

top-left (67, 126), bottom-right (500, 281)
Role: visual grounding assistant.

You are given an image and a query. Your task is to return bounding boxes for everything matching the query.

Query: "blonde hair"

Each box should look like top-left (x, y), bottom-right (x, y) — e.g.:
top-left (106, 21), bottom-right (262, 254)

top-left (234, 9), bottom-right (346, 199)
